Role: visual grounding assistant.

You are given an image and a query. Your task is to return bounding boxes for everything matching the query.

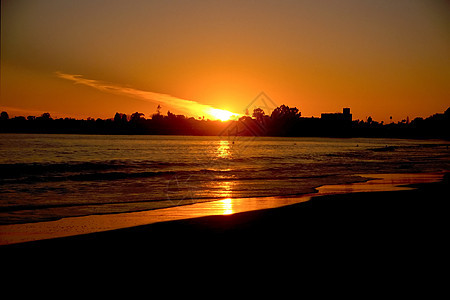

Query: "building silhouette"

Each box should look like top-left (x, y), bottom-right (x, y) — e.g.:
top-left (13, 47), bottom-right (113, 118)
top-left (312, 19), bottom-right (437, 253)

top-left (321, 108), bottom-right (352, 122)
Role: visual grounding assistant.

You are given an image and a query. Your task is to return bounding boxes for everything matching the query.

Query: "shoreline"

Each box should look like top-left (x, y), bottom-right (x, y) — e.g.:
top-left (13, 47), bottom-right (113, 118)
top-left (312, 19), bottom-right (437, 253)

top-left (0, 171), bottom-right (446, 248)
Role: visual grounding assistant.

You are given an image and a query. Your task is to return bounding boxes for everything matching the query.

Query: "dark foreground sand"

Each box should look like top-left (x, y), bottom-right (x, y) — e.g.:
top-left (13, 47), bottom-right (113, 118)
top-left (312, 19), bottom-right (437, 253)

top-left (3, 173), bottom-right (448, 262)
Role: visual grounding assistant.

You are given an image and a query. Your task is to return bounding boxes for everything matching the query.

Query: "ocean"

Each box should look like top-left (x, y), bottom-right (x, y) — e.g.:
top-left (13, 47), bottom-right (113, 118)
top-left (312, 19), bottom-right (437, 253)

top-left (0, 134), bottom-right (449, 225)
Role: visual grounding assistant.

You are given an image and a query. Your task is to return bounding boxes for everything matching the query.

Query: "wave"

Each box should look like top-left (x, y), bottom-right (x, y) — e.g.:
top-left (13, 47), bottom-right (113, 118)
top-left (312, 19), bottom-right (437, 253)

top-left (0, 170), bottom-right (181, 184)
top-left (0, 160), bottom-right (191, 178)
top-left (0, 167), bottom-right (248, 185)
top-left (0, 172), bottom-right (370, 225)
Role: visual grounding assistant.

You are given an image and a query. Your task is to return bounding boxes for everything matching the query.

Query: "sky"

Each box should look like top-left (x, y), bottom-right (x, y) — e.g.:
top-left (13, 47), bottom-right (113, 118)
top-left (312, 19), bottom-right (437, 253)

top-left (1, 0), bottom-right (449, 122)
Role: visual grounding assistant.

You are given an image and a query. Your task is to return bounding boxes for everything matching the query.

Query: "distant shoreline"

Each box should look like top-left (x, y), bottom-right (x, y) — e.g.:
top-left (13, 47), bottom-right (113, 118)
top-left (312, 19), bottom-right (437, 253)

top-left (0, 132), bottom-right (449, 141)
top-left (1, 106), bottom-right (449, 139)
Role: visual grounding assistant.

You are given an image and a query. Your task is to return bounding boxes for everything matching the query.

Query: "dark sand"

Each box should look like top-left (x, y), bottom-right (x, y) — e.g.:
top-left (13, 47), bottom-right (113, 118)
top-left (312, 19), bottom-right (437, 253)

top-left (2, 173), bottom-right (448, 262)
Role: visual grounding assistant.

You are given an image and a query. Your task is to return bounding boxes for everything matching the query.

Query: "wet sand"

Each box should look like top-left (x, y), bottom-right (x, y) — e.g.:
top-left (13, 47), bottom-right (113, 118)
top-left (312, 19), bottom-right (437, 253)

top-left (1, 172), bottom-right (447, 259)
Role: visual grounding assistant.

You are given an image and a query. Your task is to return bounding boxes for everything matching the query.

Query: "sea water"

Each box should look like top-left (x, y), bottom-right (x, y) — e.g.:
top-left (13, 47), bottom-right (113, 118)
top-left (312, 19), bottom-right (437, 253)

top-left (0, 134), bottom-right (449, 225)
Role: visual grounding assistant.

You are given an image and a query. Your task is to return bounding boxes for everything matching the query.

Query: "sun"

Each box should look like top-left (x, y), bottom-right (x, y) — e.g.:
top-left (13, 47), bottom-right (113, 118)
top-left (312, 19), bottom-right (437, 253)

top-left (207, 108), bottom-right (239, 121)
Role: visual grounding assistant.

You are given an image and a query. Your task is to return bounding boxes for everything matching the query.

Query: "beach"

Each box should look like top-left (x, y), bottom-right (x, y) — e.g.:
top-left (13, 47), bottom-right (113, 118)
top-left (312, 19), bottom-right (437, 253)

top-left (1, 134), bottom-right (448, 268)
top-left (3, 1), bottom-right (450, 281)
top-left (2, 172), bottom-right (447, 260)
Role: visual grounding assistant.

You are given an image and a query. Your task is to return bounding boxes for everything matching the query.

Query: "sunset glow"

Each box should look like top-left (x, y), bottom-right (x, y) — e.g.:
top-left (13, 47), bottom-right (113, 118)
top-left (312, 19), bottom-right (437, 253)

top-left (55, 72), bottom-right (241, 121)
top-left (1, 1), bottom-right (449, 122)
top-left (1, 0), bottom-right (450, 255)
top-left (207, 108), bottom-right (239, 122)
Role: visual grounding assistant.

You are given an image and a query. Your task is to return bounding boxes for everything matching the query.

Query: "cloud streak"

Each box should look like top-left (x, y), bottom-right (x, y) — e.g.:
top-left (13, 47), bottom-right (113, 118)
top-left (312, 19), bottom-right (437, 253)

top-left (55, 72), bottom-right (240, 120)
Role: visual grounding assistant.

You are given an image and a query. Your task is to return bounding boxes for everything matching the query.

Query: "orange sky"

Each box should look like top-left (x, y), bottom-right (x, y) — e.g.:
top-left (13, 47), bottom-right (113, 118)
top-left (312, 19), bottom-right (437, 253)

top-left (1, 0), bottom-right (449, 123)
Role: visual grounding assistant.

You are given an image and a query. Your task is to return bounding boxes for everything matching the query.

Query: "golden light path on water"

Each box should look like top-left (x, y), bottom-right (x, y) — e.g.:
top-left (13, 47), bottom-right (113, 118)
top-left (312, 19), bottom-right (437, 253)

top-left (0, 172), bottom-right (444, 246)
top-left (216, 140), bottom-right (231, 159)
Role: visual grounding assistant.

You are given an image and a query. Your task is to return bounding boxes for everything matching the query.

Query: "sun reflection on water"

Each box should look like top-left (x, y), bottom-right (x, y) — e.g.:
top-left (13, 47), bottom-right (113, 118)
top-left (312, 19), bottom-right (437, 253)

top-left (215, 180), bottom-right (234, 198)
top-left (216, 140), bottom-right (231, 159)
top-left (213, 140), bottom-right (235, 214)
top-left (221, 198), bottom-right (233, 215)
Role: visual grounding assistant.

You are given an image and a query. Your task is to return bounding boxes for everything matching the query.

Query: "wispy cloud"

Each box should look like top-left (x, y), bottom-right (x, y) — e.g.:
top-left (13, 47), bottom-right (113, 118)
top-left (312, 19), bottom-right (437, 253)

top-left (55, 72), bottom-right (240, 119)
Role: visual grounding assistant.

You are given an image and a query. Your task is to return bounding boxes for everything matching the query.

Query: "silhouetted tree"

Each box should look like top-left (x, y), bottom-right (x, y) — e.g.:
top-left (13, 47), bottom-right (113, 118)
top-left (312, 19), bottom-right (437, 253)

top-left (1, 111), bottom-right (9, 120)
top-left (271, 105), bottom-right (301, 120)
top-left (252, 108), bottom-right (265, 122)
top-left (114, 112), bottom-right (122, 122)
top-left (113, 112), bottom-right (128, 123)
top-left (130, 112), bottom-right (144, 122)
top-left (167, 111), bottom-right (176, 119)
top-left (41, 112), bottom-right (52, 120)
top-left (269, 105), bottom-right (302, 136)
top-left (152, 105), bottom-right (163, 121)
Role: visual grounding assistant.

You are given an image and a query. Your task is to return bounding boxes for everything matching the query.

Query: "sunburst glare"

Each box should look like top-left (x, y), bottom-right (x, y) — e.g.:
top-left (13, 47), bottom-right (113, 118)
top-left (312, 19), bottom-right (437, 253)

top-left (207, 108), bottom-right (240, 121)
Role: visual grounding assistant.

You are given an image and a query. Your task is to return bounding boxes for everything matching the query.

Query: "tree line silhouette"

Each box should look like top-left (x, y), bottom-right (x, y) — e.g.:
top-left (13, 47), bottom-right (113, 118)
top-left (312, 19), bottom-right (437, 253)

top-left (0, 106), bottom-right (449, 139)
